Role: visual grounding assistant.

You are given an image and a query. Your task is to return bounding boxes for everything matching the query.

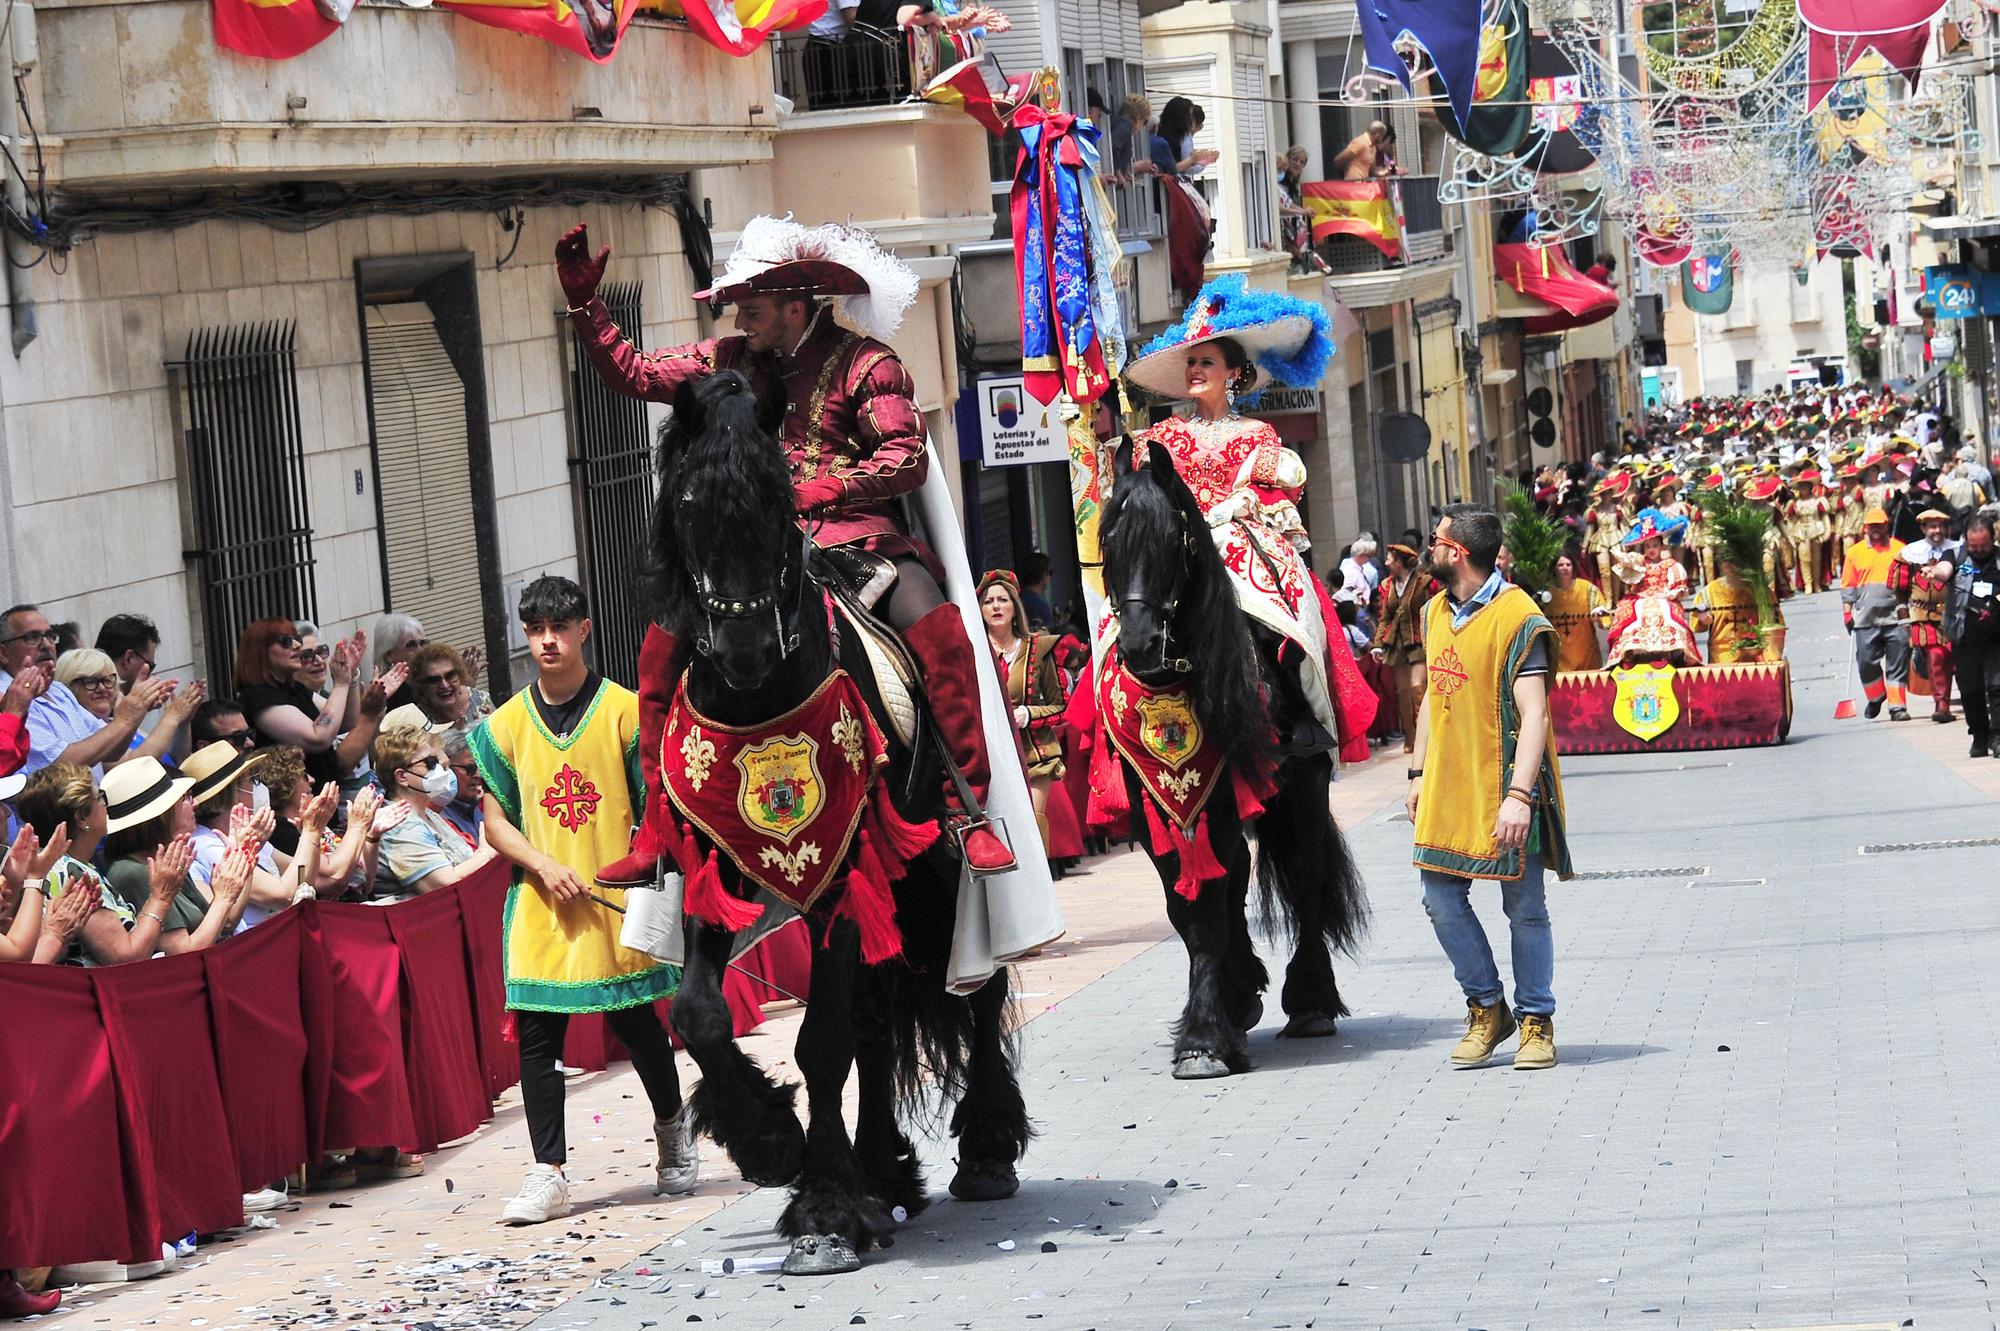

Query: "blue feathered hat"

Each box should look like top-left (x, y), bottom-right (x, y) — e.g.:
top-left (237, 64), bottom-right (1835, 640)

top-left (1123, 274), bottom-right (1336, 399)
top-left (1621, 506), bottom-right (1690, 547)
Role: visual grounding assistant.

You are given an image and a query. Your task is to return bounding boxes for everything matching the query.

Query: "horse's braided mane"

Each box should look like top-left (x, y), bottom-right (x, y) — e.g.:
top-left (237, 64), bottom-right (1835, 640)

top-left (1102, 446), bottom-right (1276, 777)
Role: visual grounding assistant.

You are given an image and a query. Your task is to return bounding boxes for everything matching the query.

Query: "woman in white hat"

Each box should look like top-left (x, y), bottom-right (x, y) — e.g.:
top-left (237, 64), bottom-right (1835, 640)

top-left (181, 739), bottom-right (331, 930)
top-left (12, 763), bottom-right (185, 965)
top-left (99, 755), bottom-right (251, 953)
top-left (1122, 273), bottom-right (1343, 740)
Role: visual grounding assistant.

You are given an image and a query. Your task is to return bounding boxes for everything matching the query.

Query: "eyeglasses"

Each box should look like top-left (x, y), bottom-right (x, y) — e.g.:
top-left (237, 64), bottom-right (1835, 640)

top-left (402, 639), bottom-right (428, 653)
top-left (420, 670), bottom-right (460, 688)
top-left (71, 674), bottom-right (119, 693)
top-left (406, 755), bottom-right (442, 774)
top-left (1430, 534), bottom-right (1470, 557)
top-left (0, 629), bottom-right (56, 647)
top-left (213, 729), bottom-right (256, 750)
top-left (298, 645), bottom-right (331, 662)
top-left (275, 635), bottom-right (302, 648)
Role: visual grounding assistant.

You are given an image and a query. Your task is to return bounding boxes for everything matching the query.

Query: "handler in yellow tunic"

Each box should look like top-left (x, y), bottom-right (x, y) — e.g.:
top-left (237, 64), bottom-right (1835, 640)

top-left (1690, 563), bottom-right (1775, 664)
top-left (469, 575), bottom-right (695, 1229)
top-left (1408, 505), bottom-right (1573, 1073)
top-left (1542, 551), bottom-right (1608, 673)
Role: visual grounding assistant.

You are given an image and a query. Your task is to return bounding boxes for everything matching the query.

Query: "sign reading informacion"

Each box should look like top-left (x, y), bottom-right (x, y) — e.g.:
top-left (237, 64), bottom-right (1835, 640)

top-left (976, 374), bottom-right (1069, 468)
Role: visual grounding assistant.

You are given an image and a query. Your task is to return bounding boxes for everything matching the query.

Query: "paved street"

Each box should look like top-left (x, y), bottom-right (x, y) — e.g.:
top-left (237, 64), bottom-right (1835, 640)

top-left (532, 590), bottom-right (2000, 1331)
top-left (63, 590), bottom-right (2000, 1331)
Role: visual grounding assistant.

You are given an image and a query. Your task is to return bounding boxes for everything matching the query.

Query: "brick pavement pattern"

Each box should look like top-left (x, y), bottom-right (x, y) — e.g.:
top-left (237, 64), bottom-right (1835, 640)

top-left (535, 591), bottom-right (2000, 1331)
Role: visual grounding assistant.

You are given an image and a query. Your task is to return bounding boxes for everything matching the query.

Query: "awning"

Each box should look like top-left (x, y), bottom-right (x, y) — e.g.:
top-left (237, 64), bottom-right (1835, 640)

top-left (1481, 367), bottom-right (1518, 386)
top-left (1923, 214), bottom-right (2000, 241)
top-left (1494, 242), bottom-right (1619, 333)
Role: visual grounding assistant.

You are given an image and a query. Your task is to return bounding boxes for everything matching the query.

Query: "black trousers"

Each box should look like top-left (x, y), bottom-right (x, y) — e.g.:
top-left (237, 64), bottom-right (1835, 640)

top-left (1957, 640), bottom-right (2000, 739)
top-left (516, 1005), bottom-right (683, 1166)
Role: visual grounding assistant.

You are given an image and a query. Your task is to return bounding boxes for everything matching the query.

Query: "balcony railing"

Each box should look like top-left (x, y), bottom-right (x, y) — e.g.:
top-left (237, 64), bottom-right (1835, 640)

top-left (771, 24), bottom-right (984, 113)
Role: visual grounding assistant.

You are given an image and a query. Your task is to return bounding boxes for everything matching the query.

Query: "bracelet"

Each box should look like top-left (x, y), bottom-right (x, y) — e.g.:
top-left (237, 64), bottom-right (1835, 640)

top-left (1505, 787), bottom-right (1535, 805)
top-left (1406, 768), bottom-right (1423, 780)
top-left (142, 909), bottom-right (168, 925)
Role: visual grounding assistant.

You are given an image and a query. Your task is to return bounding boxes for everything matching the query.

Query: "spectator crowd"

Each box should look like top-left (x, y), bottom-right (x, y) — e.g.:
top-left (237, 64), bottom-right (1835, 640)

top-left (0, 604), bottom-right (504, 1316)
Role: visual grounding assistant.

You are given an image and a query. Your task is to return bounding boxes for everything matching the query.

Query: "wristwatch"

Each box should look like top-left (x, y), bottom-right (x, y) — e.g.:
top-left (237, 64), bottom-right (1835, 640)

top-left (1406, 768), bottom-right (1423, 781)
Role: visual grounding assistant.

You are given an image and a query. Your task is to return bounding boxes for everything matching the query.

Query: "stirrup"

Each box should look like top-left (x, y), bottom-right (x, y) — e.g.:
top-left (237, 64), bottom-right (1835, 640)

top-left (949, 812), bottom-right (1015, 876)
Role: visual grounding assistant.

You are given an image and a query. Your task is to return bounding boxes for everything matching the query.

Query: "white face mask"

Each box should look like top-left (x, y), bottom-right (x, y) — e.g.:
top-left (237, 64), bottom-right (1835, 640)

top-left (420, 763), bottom-right (458, 803)
top-left (251, 781), bottom-right (271, 813)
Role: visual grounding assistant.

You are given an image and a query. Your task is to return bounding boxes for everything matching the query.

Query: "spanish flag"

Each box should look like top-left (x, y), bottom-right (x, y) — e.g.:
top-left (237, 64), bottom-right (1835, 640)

top-left (212, 0), bottom-right (341, 59)
top-left (1301, 180), bottom-right (1403, 261)
top-left (921, 51), bottom-right (1014, 134)
top-left (662, 0), bottom-right (826, 56)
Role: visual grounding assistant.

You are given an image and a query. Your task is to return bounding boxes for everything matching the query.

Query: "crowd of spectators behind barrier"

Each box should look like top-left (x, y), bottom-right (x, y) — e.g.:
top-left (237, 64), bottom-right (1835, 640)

top-left (0, 601), bottom-right (519, 1313)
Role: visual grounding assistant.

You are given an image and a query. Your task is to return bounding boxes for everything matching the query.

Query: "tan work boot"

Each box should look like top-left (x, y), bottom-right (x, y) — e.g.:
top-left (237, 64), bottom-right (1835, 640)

top-left (1448, 1001), bottom-right (1516, 1067)
top-left (1514, 1013), bottom-right (1557, 1070)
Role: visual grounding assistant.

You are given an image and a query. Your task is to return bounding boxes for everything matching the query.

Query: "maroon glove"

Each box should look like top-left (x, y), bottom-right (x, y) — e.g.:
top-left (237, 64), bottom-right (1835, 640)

top-left (555, 223), bottom-right (610, 309)
top-left (793, 477), bottom-right (846, 513)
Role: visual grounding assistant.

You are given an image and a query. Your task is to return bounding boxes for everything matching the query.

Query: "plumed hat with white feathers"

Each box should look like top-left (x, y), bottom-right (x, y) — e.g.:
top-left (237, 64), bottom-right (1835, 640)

top-left (696, 215), bottom-right (919, 344)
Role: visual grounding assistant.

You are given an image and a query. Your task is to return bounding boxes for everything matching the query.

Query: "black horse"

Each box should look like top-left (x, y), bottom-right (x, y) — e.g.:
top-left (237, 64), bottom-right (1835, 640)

top-left (647, 370), bottom-right (1029, 1274)
top-left (1099, 435), bottom-right (1368, 1078)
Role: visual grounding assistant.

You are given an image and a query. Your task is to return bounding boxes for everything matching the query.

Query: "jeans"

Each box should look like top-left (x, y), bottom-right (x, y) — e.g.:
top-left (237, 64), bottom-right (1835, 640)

top-left (516, 1005), bottom-right (684, 1166)
top-left (1420, 854), bottom-right (1555, 1017)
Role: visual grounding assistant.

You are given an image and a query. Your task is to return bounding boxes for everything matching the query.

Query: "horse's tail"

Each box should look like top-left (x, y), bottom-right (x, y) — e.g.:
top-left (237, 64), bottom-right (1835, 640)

top-left (1253, 754), bottom-right (1369, 963)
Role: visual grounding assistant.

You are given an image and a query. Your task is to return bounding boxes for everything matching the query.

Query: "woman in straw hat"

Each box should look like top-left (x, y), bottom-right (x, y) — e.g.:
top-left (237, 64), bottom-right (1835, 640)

top-left (98, 755), bottom-right (253, 953)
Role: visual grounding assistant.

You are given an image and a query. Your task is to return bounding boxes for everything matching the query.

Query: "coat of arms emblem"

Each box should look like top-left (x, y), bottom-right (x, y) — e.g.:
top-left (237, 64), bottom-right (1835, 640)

top-left (1136, 693), bottom-right (1203, 770)
top-left (1612, 663), bottom-right (1680, 742)
top-left (734, 734), bottom-right (826, 845)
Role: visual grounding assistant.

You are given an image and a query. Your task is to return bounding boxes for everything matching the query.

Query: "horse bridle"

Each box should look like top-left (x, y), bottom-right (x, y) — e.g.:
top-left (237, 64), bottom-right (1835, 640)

top-left (690, 522), bottom-right (813, 664)
top-left (1114, 520), bottom-right (1197, 676)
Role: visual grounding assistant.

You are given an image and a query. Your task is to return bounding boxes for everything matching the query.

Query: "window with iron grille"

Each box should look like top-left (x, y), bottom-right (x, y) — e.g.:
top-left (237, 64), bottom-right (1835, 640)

top-left (561, 281), bottom-right (656, 688)
top-left (168, 323), bottom-right (318, 691)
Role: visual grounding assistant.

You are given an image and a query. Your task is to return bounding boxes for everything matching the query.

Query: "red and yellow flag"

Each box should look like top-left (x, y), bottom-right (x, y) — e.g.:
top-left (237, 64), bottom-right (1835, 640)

top-left (660, 0), bottom-right (825, 56)
top-left (922, 51), bottom-right (1014, 134)
top-left (212, 0), bottom-right (341, 59)
top-left (437, 0), bottom-right (642, 62)
top-left (1300, 180), bottom-right (1403, 261)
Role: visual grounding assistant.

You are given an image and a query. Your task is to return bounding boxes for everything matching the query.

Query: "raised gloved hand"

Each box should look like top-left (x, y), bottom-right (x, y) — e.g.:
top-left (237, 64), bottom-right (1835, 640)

top-left (794, 477), bottom-right (846, 514)
top-left (555, 223), bottom-right (611, 309)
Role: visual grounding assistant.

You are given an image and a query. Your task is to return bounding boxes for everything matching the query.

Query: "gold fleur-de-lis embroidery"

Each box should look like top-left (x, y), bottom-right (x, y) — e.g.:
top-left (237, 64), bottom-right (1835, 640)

top-left (681, 725), bottom-right (717, 792)
top-left (831, 702), bottom-right (866, 774)
top-left (1109, 677), bottom-right (1129, 725)
top-left (1160, 767), bottom-right (1203, 802)
top-left (758, 841), bottom-right (823, 886)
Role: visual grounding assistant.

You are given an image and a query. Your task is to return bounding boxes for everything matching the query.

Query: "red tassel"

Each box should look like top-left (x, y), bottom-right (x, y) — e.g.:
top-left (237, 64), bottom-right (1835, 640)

top-left (501, 1010), bottom-right (517, 1045)
top-left (1089, 723), bottom-right (1129, 827)
top-left (683, 848), bottom-right (764, 931)
top-left (835, 855), bottom-right (903, 964)
top-left (869, 793), bottom-right (939, 869)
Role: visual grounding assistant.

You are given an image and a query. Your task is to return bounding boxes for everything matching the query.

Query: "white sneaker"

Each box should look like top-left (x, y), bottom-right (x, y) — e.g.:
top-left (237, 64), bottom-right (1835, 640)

top-left (655, 1112), bottom-right (700, 1196)
top-left (242, 1185), bottom-right (288, 1213)
top-left (500, 1164), bottom-right (571, 1225)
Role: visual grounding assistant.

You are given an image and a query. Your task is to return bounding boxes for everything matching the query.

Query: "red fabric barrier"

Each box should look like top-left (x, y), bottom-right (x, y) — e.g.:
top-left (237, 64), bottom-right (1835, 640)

top-left (1549, 661), bottom-right (1793, 754)
top-left (0, 860), bottom-right (767, 1271)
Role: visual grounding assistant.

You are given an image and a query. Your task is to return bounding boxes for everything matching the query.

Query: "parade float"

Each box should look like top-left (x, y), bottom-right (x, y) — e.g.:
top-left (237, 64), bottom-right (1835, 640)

top-left (1537, 494), bottom-right (1793, 754)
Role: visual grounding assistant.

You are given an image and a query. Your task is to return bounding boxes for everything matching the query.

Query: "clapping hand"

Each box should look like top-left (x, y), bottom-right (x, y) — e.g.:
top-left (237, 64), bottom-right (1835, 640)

top-left (299, 782), bottom-right (341, 835)
top-left (210, 845), bottom-right (255, 905)
top-left (47, 875), bottom-right (99, 942)
top-left (459, 645), bottom-right (485, 688)
top-left (162, 679), bottom-right (208, 726)
top-left (1, 664), bottom-right (48, 716)
top-left (116, 677), bottom-right (174, 725)
top-left (0, 826), bottom-right (36, 905)
top-left (29, 825), bottom-right (70, 880)
top-left (372, 799), bottom-right (413, 840)
top-left (348, 784), bottom-right (382, 833)
top-left (148, 834), bottom-right (194, 900)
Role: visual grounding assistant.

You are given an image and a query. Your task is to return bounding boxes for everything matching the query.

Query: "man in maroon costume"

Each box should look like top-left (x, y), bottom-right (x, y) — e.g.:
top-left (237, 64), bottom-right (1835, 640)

top-left (558, 217), bottom-right (1017, 880)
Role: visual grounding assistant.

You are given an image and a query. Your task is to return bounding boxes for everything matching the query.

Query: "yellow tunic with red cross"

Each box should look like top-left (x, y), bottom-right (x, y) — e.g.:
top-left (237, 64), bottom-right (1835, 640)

top-left (468, 680), bottom-right (678, 1013)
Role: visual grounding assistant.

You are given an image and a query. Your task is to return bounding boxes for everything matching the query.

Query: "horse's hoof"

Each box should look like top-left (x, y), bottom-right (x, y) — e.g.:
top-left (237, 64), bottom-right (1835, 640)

top-left (948, 1159), bottom-right (1019, 1203)
top-left (1280, 1013), bottom-right (1339, 1039)
top-left (1172, 1051), bottom-right (1235, 1080)
top-left (782, 1234), bottom-right (861, 1276)
top-left (1232, 997), bottom-right (1264, 1033)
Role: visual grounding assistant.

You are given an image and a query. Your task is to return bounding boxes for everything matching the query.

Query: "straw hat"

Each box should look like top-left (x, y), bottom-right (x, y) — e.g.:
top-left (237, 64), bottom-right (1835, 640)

top-left (181, 739), bottom-right (264, 806)
top-left (103, 756), bottom-right (194, 834)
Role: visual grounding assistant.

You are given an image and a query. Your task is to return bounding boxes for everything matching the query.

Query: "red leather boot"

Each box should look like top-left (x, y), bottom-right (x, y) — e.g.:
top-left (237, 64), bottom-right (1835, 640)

top-left (597, 624), bottom-right (686, 887)
top-left (902, 604), bottom-right (1017, 875)
top-left (0, 1273), bottom-right (59, 1319)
